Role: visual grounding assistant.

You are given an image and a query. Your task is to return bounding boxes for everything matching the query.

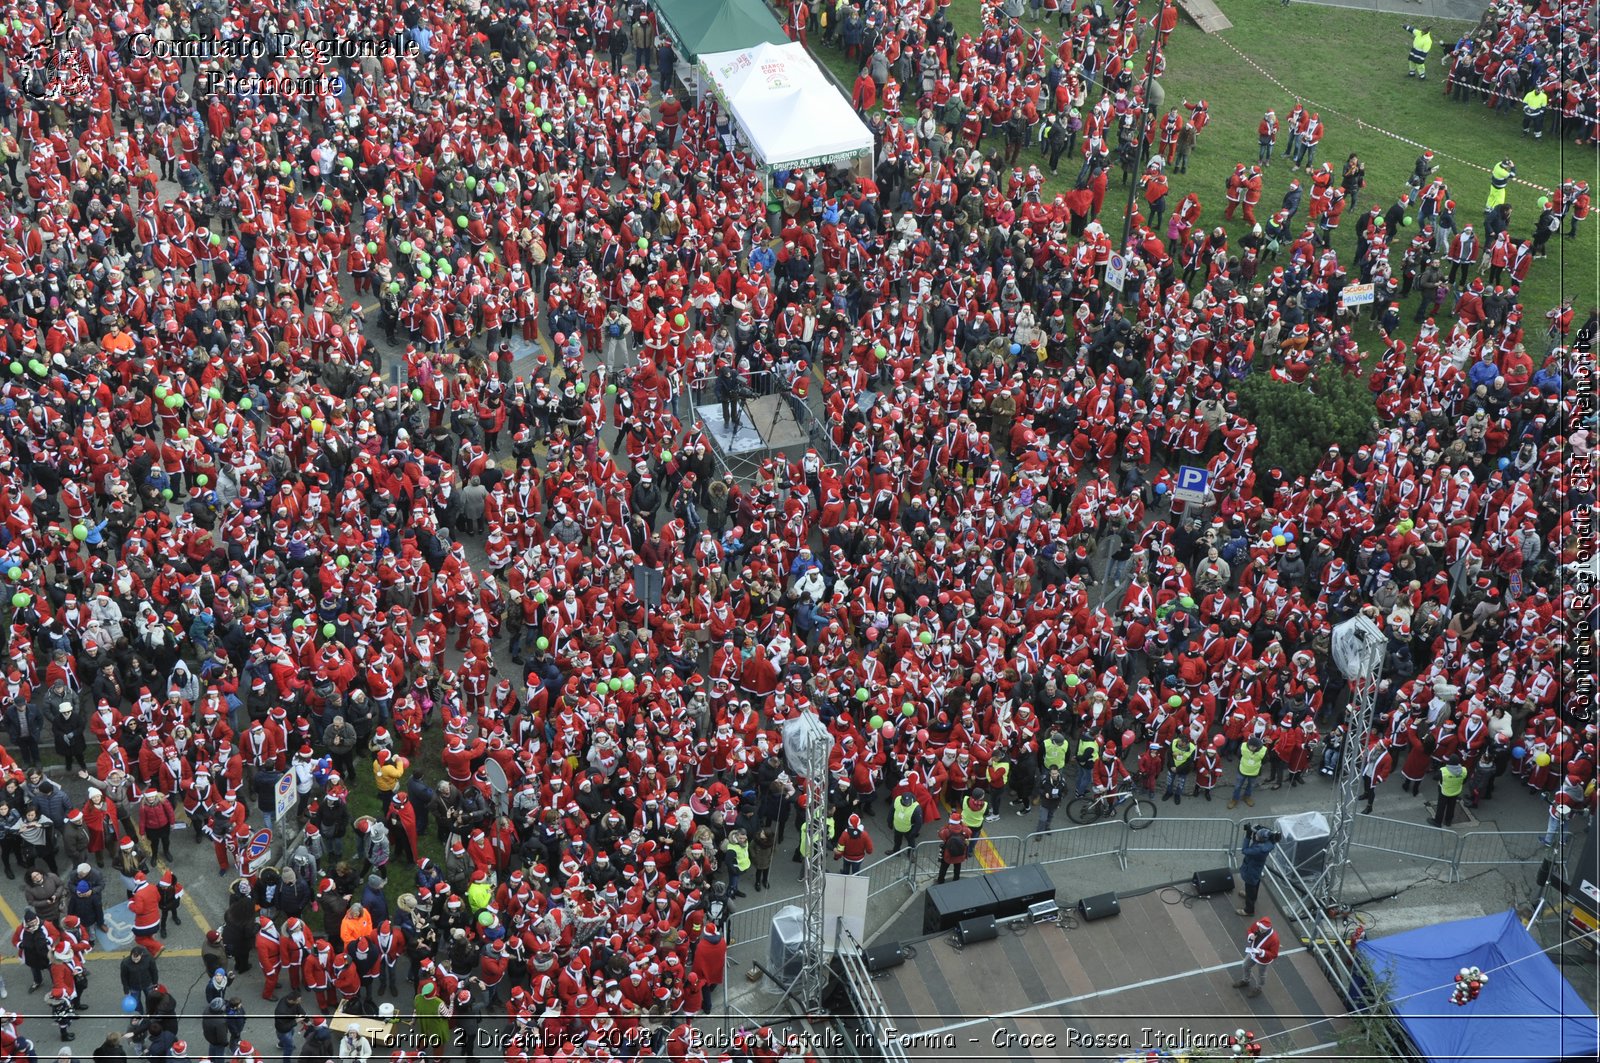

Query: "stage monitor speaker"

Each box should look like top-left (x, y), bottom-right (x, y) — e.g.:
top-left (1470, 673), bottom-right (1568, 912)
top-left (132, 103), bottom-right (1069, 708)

top-left (957, 914), bottom-right (998, 945)
top-left (922, 877), bottom-right (999, 934)
top-left (1192, 867), bottom-right (1235, 896)
top-left (984, 865), bottom-right (1058, 918)
top-left (863, 941), bottom-right (908, 972)
top-left (1078, 892), bottom-right (1121, 922)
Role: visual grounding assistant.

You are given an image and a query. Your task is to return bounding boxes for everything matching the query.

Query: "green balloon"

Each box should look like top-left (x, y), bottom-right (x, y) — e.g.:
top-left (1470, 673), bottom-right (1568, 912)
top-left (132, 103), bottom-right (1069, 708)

top-left (574, 381), bottom-right (585, 394)
top-left (6, 567), bottom-right (19, 580)
top-left (621, 677), bottom-right (635, 693)
top-left (164, 393), bottom-right (183, 408)
top-left (195, 474), bottom-right (208, 486)
top-left (660, 449), bottom-right (672, 462)
top-left (336, 554), bottom-right (350, 569)
top-left (608, 677), bottom-right (622, 691)
top-left (72, 523), bottom-right (87, 540)
top-left (214, 423), bottom-right (228, 437)
top-left (536, 636), bottom-right (549, 651)
top-left (341, 157), bottom-right (354, 169)
top-left (855, 688), bottom-right (870, 702)
top-left (28, 360), bottom-right (46, 376)
top-left (515, 76), bottom-right (526, 89)
top-left (418, 265), bottom-right (433, 280)
top-left (1064, 675), bottom-right (1080, 687)
top-left (399, 241), bottom-right (413, 254)
top-left (279, 162), bottom-right (292, 176)
top-left (457, 215), bottom-right (469, 227)
top-left (390, 282), bottom-right (403, 295)
top-left (533, 591), bottom-right (547, 604)
top-left (208, 387), bottom-right (222, 400)
top-left (902, 702), bottom-right (916, 717)
top-left (11, 593), bottom-right (28, 609)
top-left (477, 911), bottom-right (494, 927)
top-left (465, 176), bottom-right (477, 190)
top-left (673, 313), bottom-right (686, 327)
top-left (322, 623), bottom-right (336, 638)
top-left (874, 344), bottom-right (887, 358)
top-left (7, 362), bottom-right (20, 374)
top-left (366, 241), bottom-right (378, 254)
top-left (541, 122), bottom-right (552, 133)
top-left (605, 383), bottom-right (617, 395)
top-left (154, 384), bottom-right (168, 398)
top-left (300, 406), bottom-right (313, 418)
top-left (210, 233), bottom-right (222, 247)
top-left (637, 237), bottom-right (649, 250)
top-left (868, 715), bottom-right (884, 731)
top-left (436, 262), bottom-right (451, 277)
top-left (411, 388), bottom-right (424, 401)
top-left (492, 182), bottom-right (507, 195)
top-left (292, 618), bottom-right (306, 630)
top-left (919, 630), bottom-right (933, 644)
top-left (176, 428), bottom-right (189, 439)
top-left (416, 250), bottom-right (430, 265)
top-left (532, 106), bottom-right (544, 118)
top-left (319, 197), bottom-right (333, 211)
top-left (1402, 215), bottom-right (1414, 227)
top-left (239, 397), bottom-right (253, 411)
top-left (1168, 695), bottom-right (1184, 708)
top-left (161, 488), bottom-right (173, 500)
top-left (526, 99), bottom-right (537, 113)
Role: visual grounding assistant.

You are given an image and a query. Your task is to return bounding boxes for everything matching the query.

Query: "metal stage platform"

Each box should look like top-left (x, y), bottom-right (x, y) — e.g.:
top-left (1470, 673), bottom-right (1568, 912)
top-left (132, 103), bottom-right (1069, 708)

top-left (869, 887), bottom-right (1349, 1060)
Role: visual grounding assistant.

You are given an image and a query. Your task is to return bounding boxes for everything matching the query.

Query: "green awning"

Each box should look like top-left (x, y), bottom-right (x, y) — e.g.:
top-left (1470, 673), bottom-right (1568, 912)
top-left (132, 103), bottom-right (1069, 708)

top-left (651, 0), bottom-right (788, 63)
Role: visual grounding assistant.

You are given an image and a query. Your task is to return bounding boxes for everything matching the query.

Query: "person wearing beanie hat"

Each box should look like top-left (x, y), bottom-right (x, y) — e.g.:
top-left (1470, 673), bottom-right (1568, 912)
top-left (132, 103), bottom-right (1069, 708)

top-left (936, 814), bottom-right (972, 884)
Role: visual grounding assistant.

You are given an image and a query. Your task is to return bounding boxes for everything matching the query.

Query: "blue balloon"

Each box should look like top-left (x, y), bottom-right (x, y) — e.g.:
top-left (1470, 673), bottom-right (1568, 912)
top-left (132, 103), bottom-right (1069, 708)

top-left (122, 993), bottom-right (140, 1014)
top-left (1271, 525), bottom-right (1284, 536)
top-left (1510, 746), bottom-right (1526, 759)
top-left (1010, 343), bottom-right (1022, 355)
top-left (1497, 457), bottom-right (1510, 470)
top-left (1284, 530), bottom-right (1295, 541)
top-left (1154, 483), bottom-right (1168, 495)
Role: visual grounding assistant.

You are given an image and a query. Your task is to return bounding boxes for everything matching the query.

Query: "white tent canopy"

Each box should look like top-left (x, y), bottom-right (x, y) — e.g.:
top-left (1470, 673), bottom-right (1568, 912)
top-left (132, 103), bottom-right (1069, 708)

top-left (699, 41), bottom-right (874, 172)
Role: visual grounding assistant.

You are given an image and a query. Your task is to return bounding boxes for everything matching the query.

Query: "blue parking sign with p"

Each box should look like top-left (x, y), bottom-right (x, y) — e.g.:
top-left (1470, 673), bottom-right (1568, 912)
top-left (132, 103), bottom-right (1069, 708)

top-left (1174, 465), bottom-right (1209, 503)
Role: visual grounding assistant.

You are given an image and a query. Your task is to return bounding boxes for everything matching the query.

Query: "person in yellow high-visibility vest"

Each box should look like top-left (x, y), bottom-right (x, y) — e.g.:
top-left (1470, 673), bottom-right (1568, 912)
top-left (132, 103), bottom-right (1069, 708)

top-left (888, 782), bottom-right (923, 853)
top-left (1404, 24), bottom-right (1433, 80)
top-left (961, 787), bottom-right (988, 832)
top-left (1433, 754), bottom-right (1467, 827)
top-left (722, 828), bottom-right (751, 897)
top-left (1230, 737), bottom-right (1268, 808)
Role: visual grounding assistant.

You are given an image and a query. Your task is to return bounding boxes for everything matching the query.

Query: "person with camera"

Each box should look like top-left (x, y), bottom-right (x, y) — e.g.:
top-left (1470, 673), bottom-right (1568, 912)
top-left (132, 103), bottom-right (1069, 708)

top-left (1236, 824), bottom-right (1280, 917)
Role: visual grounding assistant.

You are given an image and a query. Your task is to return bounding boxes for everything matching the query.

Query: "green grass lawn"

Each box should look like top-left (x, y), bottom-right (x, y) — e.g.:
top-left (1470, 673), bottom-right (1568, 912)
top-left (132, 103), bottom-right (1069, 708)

top-left (808, 2), bottom-right (1598, 337)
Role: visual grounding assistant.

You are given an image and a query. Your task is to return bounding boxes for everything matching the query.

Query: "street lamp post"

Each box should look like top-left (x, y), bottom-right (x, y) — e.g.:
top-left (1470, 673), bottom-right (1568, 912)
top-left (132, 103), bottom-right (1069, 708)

top-left (1120, 26), bottom-right (1165, 249)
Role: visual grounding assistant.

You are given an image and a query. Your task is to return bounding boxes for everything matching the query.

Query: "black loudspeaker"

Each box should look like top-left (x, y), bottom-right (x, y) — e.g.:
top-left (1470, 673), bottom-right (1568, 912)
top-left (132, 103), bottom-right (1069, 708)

top-left (863, 941), bottom-right (908, 972)
top-left (1192, 867), bottom-right (1236, 896)
top-left (1078, 892), bottom-right (1121, 922)
top-left (923, 877), bottom-right (999, 933)
top-left (957, 914), bottom-right (999, 945)
top-left (984, 865), bottom-right (1058, 918)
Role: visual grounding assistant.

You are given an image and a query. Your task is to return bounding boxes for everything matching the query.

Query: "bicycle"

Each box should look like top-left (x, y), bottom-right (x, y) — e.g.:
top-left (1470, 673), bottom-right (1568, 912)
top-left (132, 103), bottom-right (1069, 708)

top-left (1065, 781), bottom-right (1158, 829)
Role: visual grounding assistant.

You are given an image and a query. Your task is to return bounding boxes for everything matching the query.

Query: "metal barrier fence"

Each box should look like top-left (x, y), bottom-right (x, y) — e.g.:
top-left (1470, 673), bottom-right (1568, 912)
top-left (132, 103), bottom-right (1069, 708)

top-left (1451, 829), bottom-right (1556, 881)
top-left (1348, 812), bottom-right (1459, 870)
top-left (1117, 815), bottom-right (1242, 870)
top-left (1023, 820), bottom-right (1125, 868)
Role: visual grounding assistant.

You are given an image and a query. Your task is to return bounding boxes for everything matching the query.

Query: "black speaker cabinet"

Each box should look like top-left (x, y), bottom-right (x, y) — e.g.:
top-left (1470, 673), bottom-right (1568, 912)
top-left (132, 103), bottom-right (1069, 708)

top-left (1192, 867), bottom-right (1236, 896)
top-left (957, 914), bottom-right (998, 945)
top-left (985, 864), bottom-right (1058, 918)
top-left (863, 941), bottom-right (908, 972)
top-left (922, 876), bottom-right (998, 933)
top-left (1078, 891), bottom-right (1121, 921)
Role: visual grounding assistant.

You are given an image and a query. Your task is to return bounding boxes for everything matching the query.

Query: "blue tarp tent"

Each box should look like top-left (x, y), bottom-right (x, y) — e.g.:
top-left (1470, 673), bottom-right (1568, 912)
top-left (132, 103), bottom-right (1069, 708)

top-left (1357, 909), bottom-right (1599, 1063)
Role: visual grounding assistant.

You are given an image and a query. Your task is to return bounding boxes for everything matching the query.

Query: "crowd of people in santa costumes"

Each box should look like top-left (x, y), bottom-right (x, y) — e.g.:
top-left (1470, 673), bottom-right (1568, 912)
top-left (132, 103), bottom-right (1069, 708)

top-left (0, 0), bottom-right (1594, 1060)
top-left (1441, 1), bottom-right (1600, 146)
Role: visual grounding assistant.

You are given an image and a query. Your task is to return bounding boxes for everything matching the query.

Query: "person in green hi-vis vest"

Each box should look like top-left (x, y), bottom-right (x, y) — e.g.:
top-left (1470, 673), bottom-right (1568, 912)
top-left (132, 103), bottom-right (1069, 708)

top-left (1433, 753), bottom-right (1468, 828)
top-left (1229, 736), bottom-right (1268, 808)
top-left (412, 981), bottom-right (449, 1050)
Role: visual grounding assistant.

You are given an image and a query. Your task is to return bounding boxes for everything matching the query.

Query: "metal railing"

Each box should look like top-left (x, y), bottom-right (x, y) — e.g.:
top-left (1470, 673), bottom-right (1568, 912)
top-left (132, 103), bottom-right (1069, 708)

top-left (1450, 829), bottom-right (1557, 881)
top-left (1348, 813), bottom-right (1459, 870)
top-left (1117, 815), bottom-right (1242, 870)
top-left (1024, 820), bottom-right (1124, 868)
top-left (835, 928), bottom-right (912, 1063)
